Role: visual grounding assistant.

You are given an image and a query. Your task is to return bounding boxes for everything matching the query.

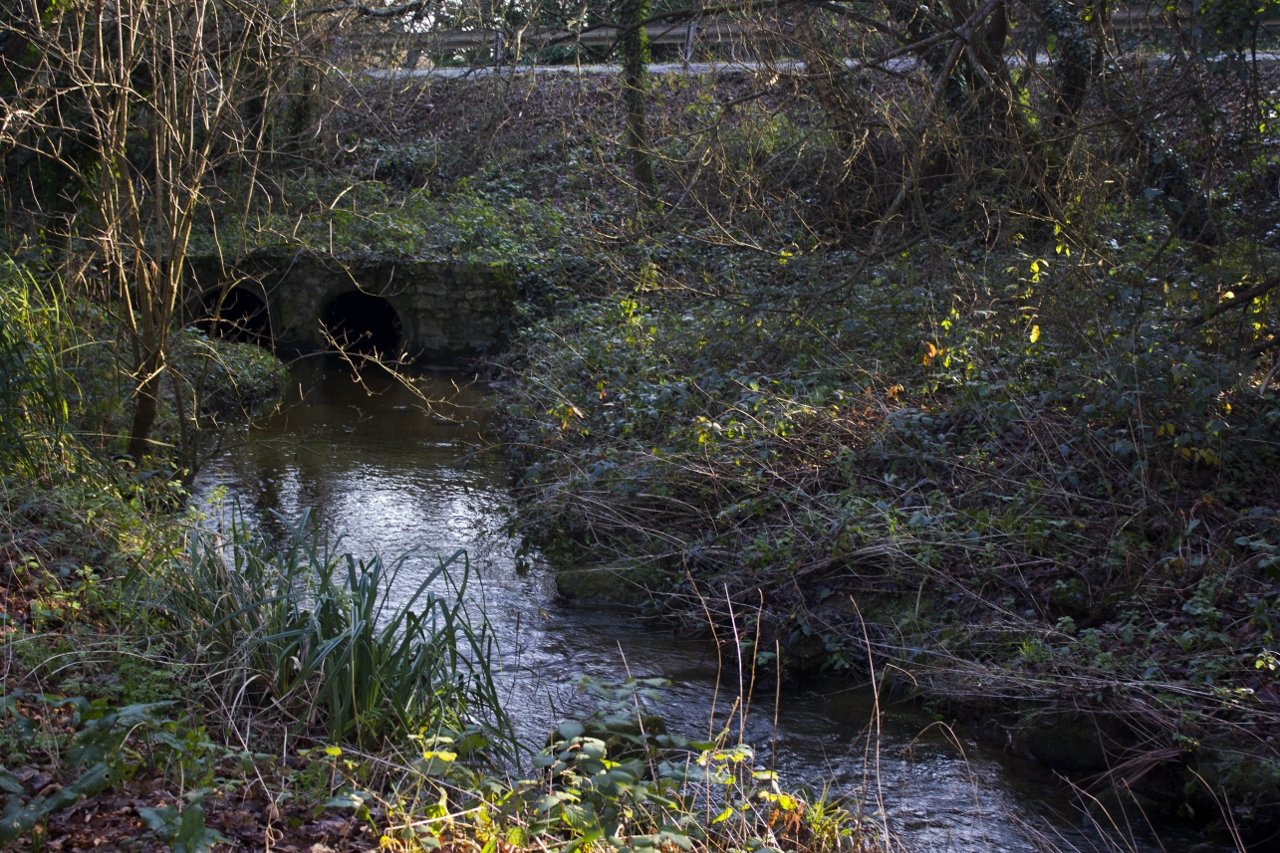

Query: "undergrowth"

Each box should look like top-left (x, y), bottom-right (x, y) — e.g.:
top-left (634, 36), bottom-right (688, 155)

top-left (500, 216), bottom-right (1280, 826)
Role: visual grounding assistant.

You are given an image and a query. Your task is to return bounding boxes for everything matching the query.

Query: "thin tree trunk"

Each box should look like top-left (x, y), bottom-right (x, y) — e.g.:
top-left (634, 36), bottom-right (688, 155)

top-left (619, 0), bottom-right (655, 198)
top-left (127, 349), bottom-right (163, 462)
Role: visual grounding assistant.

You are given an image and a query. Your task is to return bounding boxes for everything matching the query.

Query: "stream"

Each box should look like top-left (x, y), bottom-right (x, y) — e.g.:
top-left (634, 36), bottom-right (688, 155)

top-left (193, 357), bottom-right (1231, 853)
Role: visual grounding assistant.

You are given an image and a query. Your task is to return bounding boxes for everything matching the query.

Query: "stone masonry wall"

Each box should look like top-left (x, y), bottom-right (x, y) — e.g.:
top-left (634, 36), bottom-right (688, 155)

top-left (187, 253), bottom-right (516, 359)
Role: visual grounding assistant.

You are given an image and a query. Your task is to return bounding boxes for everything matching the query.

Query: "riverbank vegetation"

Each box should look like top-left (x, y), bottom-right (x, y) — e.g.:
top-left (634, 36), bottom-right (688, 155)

top-left (1, 264), bottom-right (860, 848)
top-left (474, 14), bottom-right (1280, 850)
top-left (3, 0), bottom-right (1280, 848)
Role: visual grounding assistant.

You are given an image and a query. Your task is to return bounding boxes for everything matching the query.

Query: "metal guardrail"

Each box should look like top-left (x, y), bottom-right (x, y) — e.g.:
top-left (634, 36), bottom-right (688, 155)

top-left (340, 20), bottom-right (733, 67)
top-left (363, 52), bottom-right (1280, 80)
top-left (341, 6), bottom-right (1280, 70)
top-left (377, 21), bottom-right (741, 50)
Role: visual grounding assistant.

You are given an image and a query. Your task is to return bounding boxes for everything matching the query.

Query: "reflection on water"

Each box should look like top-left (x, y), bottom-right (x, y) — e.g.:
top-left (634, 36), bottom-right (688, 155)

top-left (194, 357), bottom-right (1225, 853)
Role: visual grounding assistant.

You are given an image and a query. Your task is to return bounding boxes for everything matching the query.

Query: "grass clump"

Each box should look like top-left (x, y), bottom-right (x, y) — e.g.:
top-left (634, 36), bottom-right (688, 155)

top-left (164, 508), bottom-right (509, 753)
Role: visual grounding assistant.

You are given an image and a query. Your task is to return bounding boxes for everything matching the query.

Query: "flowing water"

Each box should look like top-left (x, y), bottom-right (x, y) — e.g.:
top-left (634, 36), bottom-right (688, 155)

top-left (194, 357), bottom-right (1232, 853)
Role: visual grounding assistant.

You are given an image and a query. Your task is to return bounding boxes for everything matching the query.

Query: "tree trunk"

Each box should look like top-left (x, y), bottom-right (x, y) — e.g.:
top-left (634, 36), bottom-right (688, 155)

top-left (126, 349), bottom-right (163, 462)
top-left (618, 0), bottom-right (655, 197)
top-left (1028, 0), bottom-right (1096, 127)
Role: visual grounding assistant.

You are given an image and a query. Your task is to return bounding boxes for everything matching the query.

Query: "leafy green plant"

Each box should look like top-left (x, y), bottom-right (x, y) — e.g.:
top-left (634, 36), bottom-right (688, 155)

top-left (0, 694), bottom-right (171, 844)
top-left (136, 791), bottom-right (228, 853)
top-left (367, 678), bottom-right (877, 853)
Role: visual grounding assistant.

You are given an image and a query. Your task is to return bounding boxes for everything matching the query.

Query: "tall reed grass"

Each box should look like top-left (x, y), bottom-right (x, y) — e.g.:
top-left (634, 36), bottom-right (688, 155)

top-left (157, 508), bottom-right (510, 754)
top-left (0, 256), bottom-right (67, 471)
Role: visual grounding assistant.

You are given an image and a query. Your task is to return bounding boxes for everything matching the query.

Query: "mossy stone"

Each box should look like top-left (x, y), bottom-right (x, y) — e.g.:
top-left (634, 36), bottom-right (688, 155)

top-left (555, 565), bottom-right (662, 605)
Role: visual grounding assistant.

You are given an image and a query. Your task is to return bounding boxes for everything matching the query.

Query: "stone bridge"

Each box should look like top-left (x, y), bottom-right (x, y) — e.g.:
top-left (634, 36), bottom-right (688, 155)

top-left (187, 252), bottom-right (516, 361)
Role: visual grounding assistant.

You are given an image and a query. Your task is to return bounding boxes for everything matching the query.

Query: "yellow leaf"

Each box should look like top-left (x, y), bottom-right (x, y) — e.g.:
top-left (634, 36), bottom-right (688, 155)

top-left (1029, 325), bottom-right (1041, 344)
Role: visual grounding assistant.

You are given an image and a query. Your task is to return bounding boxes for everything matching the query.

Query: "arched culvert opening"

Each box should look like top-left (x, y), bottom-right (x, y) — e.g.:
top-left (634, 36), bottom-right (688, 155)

top-left (321, 291), bottom-right (402, 356)
top-left (203, 287), bottom-right (269, 343)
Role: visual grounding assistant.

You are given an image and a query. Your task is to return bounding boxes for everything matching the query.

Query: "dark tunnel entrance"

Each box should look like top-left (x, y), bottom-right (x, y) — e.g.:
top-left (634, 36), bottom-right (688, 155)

top-left (203, 288), bottom-right (269, 343)
top-left (321, 291), bottom-right (402, 356)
